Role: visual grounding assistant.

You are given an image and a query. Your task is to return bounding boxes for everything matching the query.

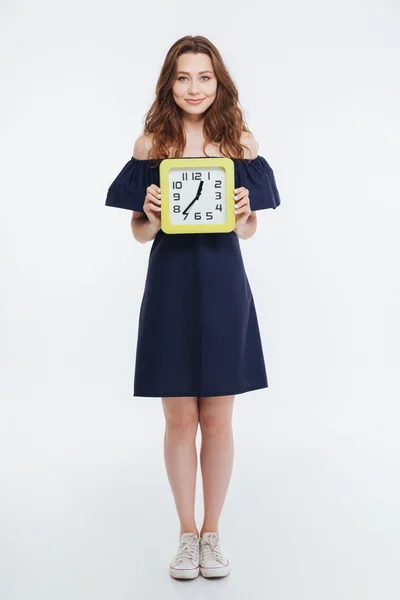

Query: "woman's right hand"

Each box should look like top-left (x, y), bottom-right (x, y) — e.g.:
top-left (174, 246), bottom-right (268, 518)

top-left (143, 184), bottom-right (162, 230)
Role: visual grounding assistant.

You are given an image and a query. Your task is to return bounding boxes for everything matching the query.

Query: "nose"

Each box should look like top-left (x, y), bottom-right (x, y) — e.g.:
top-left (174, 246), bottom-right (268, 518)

top-left (188, 83), bottom-right (200, 94)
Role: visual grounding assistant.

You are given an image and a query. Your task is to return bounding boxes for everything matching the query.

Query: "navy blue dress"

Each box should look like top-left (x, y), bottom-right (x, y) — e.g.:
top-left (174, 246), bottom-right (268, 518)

top-left (105, 155), bottom-right (281, 397)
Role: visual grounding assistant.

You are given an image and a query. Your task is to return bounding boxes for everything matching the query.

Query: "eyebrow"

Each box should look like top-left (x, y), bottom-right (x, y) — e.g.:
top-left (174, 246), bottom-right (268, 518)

top-left (176, 70), bottom-right (213, 75)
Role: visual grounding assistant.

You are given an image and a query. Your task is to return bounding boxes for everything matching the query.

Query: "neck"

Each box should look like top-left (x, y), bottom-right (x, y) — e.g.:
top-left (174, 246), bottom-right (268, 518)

top-left (182, 114), bottom-right (204, 134)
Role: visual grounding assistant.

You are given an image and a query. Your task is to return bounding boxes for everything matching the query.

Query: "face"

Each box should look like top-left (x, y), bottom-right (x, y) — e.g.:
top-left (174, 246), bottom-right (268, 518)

top-left (172, 52), bottom-right (218, 116)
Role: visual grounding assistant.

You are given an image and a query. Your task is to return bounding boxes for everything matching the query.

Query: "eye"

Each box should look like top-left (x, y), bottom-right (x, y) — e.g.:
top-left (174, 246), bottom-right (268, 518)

top-left (177, 76), bottom-right (211, 81)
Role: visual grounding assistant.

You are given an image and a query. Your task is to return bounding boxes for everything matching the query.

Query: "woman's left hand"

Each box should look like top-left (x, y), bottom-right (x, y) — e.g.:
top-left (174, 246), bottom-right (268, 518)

top-left (233, 187), bottom-right (251, 233)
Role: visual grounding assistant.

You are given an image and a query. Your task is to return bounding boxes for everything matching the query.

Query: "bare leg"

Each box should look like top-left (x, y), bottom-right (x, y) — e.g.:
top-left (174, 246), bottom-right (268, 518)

top-left (161, 396), bottom-right (200, 537)
top-left (198, 395), bottom-right (235, 537)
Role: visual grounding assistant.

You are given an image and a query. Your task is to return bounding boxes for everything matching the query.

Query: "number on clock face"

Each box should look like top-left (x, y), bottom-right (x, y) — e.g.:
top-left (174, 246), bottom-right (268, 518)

top-left (168, 167), bottom-right (226, 225)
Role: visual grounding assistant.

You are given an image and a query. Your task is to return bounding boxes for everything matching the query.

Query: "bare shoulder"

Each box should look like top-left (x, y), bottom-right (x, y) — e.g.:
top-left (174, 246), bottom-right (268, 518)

top-left (131, 134), bottom-right (155, 221)
top-left (132, 133), bottom-right (154, 160)
top-left (240, 132), bottom-right (259, 218)
top-left (240, 131), bottom-right (259, 159)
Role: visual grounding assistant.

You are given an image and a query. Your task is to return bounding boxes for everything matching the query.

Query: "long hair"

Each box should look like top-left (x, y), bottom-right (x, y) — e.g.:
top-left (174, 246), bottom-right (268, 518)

top-left (142, 35), bottom-right (254, 167)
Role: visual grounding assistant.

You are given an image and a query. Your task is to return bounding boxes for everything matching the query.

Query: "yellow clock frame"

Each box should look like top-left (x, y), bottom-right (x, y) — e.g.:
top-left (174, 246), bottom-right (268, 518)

top-left (159, 157), bottom-right (235, 234)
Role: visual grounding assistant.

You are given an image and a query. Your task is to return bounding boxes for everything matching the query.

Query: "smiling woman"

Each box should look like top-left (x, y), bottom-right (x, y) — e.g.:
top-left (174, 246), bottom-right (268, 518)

top-left (104, 34), bottom-right (281, 579)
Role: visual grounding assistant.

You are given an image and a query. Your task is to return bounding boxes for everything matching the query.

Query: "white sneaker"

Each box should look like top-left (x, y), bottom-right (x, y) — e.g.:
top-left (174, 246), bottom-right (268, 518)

top-left (169, 532), bottom-right (200, 579)
top-left (200, 532), bottom-right (230, 578)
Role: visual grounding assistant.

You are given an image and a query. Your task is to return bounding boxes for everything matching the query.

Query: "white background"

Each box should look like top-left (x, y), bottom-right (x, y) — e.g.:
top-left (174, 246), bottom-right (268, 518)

top-left (1, 0), bottom-right (399, 598)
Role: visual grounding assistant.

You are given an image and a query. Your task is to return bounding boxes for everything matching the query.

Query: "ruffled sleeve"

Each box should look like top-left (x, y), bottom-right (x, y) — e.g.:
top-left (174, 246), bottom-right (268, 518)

top-left (105, 157), bottom-right (160, 212)
top-left (234, 155), bottom-right (281, 211)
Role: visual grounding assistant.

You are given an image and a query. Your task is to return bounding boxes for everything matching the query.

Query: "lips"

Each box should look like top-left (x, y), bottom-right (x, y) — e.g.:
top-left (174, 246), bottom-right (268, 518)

top-left (186, 99), bottom-right (204, 104)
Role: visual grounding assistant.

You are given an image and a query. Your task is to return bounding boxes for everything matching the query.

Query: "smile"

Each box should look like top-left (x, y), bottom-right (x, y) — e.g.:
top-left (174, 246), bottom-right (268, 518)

top-left (185, 99), bottom-right (204, 104)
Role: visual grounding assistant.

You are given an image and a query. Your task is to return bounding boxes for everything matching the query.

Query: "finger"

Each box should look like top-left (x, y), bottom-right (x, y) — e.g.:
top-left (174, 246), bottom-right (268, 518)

top-left (147, 185), bottom-right (162, 203)
top-left (144, 197), bottom-right (161, 211)
top-left (148, 193), bottom-right (162, 205)
top-left (234, 199), bottom-right (250, 214)
top-left (234, 190), bottom-right (247, 200)
top-left (145, 194), bottom-right (162, 207)
top-left (234, 198), bottom-right (249, 210)
top-left (148, 184), bottom-right (162, 195)
top-left (234, 205), bottom-right (251, 215)
top-left (145, 204), bottom-right (162, 212)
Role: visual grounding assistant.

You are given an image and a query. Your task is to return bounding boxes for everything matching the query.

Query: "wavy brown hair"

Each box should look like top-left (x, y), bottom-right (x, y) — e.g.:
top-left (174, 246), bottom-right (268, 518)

top-left (141, 35), bottom-right (255, 167)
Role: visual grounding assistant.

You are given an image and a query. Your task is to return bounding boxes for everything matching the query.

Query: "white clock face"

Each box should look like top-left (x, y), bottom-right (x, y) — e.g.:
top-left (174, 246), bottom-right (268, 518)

top-left (168, 167), bottom-right (227, 225)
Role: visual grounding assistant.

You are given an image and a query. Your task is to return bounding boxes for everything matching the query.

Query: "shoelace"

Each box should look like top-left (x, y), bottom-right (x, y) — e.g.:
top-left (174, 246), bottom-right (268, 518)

top-left (175, 536), bottom-right (199, 565)
top-left (200, 534), bottom-right (225, 564)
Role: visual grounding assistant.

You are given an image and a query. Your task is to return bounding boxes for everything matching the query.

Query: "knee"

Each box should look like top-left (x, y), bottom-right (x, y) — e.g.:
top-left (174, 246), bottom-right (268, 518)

top-left (166, 411), bottom-right (198, 432)
top-left (199, 412), bottom-right (232, 437)
top-left (163, 400), bottom-right (199, 440)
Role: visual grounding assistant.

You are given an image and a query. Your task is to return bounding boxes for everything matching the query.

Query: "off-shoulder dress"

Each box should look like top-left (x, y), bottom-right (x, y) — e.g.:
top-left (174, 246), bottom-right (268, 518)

top-left (105, 155), bottom-right (281, 398)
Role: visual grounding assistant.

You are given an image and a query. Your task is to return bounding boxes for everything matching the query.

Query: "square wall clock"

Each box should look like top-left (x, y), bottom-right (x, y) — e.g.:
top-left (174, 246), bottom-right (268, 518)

top-left (159, 157), bottom-right (235, 234)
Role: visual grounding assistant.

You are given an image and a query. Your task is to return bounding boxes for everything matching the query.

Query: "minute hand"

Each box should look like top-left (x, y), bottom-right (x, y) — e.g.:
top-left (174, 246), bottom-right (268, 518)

top-left (182, 181), bottom-right (204, 215)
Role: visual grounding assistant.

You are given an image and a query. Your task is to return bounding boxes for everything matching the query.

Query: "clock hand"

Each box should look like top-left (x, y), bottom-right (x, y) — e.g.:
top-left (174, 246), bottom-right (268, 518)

top-left (182, 181), bottom-right (204, 215)
top-left (182, 197), bottom-right (198, 215)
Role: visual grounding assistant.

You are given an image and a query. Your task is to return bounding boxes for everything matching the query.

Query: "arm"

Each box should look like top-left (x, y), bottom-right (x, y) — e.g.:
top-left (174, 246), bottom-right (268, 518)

top-left (131, 211), bottom-right (160, 243)
top-left (234, 211), bottom-right (257, 240)
top-left (130, 134), bottom-right (161, 244)
top-left (233, 132), bottom-right (259, 239)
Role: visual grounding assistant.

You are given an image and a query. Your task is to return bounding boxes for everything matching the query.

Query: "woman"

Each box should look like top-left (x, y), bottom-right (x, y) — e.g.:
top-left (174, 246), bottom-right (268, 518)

top-left (105, 35), bottom-right (281, 580)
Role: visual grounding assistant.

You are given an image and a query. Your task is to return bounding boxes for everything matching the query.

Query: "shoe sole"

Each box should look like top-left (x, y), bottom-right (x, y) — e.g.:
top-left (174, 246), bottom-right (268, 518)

top-left (200, 563), bottom-right (230, 578)
top-left (170, 566), bottom-right (200, 579)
